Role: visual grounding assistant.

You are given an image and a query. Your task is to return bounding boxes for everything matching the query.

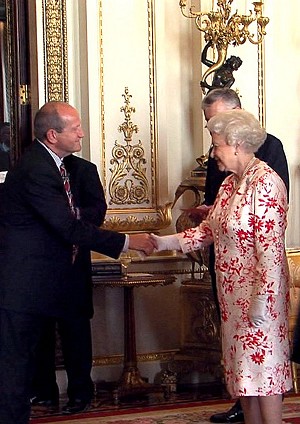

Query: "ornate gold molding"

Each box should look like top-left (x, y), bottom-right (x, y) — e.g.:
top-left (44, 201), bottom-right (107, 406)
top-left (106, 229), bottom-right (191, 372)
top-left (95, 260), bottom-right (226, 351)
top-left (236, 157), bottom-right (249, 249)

top-left (257, 41), bottom-right (265, 127)
top-left (109, 87), bottom-right (150, 206)
top-left (42, 0), bottom-right (68, 102)
top-left (92, 350), bottom-right (178, 367)
top-left (103, 203), bottom-right (173, 232)
top-left (5, 0), bottom-right (15, 159)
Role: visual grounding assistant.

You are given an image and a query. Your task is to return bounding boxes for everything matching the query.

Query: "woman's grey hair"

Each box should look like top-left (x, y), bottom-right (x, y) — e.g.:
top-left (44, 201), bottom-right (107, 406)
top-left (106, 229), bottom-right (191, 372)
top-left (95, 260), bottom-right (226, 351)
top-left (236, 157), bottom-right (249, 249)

top-left (207, 109), bottom-right (267, 153)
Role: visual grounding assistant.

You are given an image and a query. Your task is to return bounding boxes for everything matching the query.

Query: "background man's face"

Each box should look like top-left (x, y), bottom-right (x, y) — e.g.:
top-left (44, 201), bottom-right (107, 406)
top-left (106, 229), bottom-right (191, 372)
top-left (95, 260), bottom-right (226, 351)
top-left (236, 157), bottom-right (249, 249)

top-left (204, 100), bottom-right (233, 122)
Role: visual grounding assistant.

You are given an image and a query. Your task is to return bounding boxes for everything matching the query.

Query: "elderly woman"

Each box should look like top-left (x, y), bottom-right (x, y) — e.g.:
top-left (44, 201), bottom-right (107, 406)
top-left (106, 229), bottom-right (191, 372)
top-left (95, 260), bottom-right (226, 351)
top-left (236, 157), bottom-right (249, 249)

top-left (153, 109), bottom-right (292, 424)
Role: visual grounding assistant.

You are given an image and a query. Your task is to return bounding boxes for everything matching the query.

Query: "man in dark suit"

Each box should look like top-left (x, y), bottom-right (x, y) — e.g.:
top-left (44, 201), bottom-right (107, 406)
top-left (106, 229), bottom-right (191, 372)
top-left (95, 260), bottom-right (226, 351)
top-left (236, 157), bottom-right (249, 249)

top-left (0, 125), bottom-right (10, 255)
top-left (199, 88), bottom-right (289, 423)
top-left (0, 101), bottom-right (156, 424)
top-left (30, 153), bottom-right (108, 414)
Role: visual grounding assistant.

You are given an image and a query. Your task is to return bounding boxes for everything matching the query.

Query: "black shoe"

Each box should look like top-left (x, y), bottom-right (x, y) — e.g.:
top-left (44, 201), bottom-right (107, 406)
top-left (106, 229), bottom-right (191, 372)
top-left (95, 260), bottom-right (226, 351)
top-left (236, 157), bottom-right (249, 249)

top-left (210, 402), bottom-right (244, 423)
top-left (30, 396), bottom-right (59, 407)
top-left (62, 399), bottom-right (90, 415)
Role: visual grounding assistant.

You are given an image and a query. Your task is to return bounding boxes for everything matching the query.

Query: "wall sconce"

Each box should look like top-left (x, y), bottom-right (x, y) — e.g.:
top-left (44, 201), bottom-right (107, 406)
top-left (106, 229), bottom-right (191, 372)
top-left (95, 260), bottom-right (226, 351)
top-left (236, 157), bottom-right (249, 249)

top-left (179, 0), bottom-right (269, 90)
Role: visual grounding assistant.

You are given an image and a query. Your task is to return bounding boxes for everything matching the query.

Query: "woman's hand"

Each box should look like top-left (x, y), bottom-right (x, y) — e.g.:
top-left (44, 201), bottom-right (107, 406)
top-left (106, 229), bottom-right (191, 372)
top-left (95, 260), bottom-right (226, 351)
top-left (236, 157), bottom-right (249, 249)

top-left (150, 233), bottom-right (181, 252)
top-left (248, 295), bottom-right (268, 327)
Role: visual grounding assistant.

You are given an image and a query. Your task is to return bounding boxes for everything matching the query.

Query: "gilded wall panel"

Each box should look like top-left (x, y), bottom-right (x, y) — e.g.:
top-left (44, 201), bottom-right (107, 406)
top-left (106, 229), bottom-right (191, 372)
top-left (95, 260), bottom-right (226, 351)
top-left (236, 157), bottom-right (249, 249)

top-left (99, 0), bottom-right (171, 232)
top-left (42, 0), bottom-right (68, 102)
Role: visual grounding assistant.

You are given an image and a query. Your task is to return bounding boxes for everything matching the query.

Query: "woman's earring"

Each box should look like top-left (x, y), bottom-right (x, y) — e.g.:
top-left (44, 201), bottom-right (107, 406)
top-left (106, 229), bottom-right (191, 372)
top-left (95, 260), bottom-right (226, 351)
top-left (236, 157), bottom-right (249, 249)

top-left (234, 151), bottom-right (238, 156)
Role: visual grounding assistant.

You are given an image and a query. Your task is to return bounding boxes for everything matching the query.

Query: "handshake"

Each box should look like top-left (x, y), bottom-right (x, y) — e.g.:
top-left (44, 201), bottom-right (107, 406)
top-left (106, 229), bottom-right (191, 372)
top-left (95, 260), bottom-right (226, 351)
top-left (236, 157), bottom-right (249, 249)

top-left (125, 205), bottom-right (210, 256)
top-left (127, 233), bottom-right (181, 256)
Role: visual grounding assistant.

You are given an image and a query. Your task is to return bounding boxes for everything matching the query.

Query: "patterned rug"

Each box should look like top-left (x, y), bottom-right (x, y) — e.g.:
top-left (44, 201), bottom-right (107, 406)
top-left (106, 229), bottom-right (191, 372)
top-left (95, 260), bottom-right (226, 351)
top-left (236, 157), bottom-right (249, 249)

top-left (30, 395), bottom-right (300, 424)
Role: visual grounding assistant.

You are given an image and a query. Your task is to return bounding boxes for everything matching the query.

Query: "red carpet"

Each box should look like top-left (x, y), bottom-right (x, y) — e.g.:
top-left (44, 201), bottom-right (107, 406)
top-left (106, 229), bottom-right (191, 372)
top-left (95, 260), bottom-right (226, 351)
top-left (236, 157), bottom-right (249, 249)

top-left (30, 394), bottom-right (300, 423)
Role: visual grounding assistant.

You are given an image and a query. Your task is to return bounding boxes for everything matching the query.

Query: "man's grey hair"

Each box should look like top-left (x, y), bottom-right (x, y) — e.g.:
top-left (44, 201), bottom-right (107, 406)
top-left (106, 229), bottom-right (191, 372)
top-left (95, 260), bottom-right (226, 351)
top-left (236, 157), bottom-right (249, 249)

top-left (34, 101), bottom-right (69, 141)
top-left (202, 88), bottom-right (242, 111)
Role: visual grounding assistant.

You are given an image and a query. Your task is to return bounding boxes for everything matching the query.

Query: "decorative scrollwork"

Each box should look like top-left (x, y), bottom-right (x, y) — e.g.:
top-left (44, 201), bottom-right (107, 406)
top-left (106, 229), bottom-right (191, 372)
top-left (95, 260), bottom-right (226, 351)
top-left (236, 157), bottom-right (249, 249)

top-left (109, 87), bottom-right (149, 206)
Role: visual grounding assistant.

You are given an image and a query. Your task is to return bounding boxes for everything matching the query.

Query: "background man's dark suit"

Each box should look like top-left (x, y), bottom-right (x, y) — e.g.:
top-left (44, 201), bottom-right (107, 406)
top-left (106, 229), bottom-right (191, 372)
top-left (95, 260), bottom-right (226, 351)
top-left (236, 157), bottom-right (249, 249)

top-left (0, 140), bottom-right (125, 423)
top-left (31, 153), bottom-right (108, 407)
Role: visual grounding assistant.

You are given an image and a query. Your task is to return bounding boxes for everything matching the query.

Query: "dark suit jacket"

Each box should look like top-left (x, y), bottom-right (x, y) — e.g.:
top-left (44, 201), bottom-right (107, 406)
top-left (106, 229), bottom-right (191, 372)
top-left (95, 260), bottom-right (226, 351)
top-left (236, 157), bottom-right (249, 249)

top-left (63, 154), bottom-right (107, 318)
top-left (0, 150), bottom-right (10, 255)
top-left (0, 150), bottom-right (10, 171)
top-left (0, 140), bottom-right (125, 317)
top-left (204, 133), bottom-right (290, 205)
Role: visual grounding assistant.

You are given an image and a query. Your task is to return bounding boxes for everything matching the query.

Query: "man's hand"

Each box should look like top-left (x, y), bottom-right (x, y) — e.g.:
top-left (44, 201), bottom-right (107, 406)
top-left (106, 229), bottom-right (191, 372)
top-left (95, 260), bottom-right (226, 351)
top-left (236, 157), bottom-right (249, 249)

top-left (128, 233), bottom-right (157, 255)
top-left (182, 205), bottom-right (211, 224)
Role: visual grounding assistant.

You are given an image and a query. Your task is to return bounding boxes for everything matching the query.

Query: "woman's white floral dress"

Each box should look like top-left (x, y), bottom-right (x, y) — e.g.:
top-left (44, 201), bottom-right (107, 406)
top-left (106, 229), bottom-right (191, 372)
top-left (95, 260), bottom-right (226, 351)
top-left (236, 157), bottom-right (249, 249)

top-left (178, 160), bottom-right (292, 397)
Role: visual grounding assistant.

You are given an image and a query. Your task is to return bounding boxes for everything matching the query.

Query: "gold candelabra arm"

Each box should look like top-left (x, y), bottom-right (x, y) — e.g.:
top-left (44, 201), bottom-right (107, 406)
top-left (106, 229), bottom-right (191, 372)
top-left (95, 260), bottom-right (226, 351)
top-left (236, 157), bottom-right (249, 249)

top-left (179, 0), bottom-right (269, 92)
top-left (179, 0), bottom-right (202, 19)
top-left (179, 0), bottom-right (269, 46)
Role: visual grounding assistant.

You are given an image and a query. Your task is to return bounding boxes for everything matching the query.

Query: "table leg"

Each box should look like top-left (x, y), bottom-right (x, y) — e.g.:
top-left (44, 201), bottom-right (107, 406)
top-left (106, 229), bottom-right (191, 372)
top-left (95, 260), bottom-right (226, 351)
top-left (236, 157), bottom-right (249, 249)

top-left (113, 286), bottom-right (164, 404)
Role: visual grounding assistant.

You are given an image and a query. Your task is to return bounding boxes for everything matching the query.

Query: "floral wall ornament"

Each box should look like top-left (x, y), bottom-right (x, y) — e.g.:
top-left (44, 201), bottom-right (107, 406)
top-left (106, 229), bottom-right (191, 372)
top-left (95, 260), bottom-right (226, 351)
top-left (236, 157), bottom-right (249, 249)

top-left (109, 87), bottom-right (149, 206)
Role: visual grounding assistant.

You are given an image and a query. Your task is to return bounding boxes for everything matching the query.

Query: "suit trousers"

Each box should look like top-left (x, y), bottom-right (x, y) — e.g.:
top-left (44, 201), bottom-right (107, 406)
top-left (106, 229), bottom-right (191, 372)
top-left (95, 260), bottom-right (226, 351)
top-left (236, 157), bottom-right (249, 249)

top-left (32, 315), bottom-right (94, 403)
top-left (31, 318), bottom-right (59, 401)
top-left (0, 308), bottom-right (45, 424)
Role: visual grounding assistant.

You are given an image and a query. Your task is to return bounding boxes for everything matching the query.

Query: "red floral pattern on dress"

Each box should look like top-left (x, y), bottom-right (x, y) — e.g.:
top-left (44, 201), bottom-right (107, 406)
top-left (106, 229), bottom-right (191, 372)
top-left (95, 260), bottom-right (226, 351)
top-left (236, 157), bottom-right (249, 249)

top-left (178, 161), bottom-right (292, 397)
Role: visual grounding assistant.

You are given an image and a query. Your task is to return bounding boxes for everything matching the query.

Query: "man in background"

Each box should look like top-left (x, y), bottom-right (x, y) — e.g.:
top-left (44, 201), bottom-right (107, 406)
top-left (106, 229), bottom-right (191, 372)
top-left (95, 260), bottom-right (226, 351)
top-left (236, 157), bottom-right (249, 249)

top-left (31, 152), bottom-right (108, 414)
top-left (0, 101), bottom-right (156, 424)
top-left (199, 88), bottom-right (289, 423)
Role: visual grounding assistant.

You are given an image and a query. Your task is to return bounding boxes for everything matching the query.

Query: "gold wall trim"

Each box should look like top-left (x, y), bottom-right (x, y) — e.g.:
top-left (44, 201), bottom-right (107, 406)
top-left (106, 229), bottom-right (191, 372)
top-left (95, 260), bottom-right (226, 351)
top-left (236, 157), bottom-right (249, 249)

top-left (102, 204), bottom-right (173, 232)
top-left (257, 2), bottom-right (266, 128)
top-left (147, 0), bottom-right (158, 205)
top-left (99, 0), bottom-right (106, 185)
top-left (42, 0), bottom-right (68, 102)
top-left (5, 0), bottom-right (15, 158)
top-left (257, 41), bottom-right (266, 128)
top-left (92, 350), bottom-right (178, 367)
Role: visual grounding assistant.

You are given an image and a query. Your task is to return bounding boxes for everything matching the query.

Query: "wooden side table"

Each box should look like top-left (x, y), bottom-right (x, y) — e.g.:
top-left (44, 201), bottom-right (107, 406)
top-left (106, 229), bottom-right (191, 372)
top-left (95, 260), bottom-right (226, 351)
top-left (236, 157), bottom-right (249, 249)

top-left (93, 273), bottom-right (175, 404)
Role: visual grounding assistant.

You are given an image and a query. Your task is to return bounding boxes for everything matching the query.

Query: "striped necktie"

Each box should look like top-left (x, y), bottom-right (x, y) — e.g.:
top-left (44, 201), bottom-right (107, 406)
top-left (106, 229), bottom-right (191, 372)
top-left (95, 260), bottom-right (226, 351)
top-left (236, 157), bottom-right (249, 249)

top-left (60, 161), bottom-right (79, 262)
top-left (60, 162), bottom-right (76, 216)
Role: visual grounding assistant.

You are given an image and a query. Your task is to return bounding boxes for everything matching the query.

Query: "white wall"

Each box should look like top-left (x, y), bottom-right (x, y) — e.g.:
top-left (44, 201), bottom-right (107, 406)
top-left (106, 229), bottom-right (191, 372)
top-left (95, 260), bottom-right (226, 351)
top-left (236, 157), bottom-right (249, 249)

top-left (264, 2), bottom-right (300, 247)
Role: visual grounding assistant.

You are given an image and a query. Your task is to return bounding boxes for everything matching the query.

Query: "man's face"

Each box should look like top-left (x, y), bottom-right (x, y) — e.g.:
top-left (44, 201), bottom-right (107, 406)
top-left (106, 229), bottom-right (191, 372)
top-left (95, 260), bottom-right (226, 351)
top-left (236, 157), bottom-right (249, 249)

top-left (204, 99), bottom-right (232, 122)
top-left (54, 106), bottom-right (84, 157)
